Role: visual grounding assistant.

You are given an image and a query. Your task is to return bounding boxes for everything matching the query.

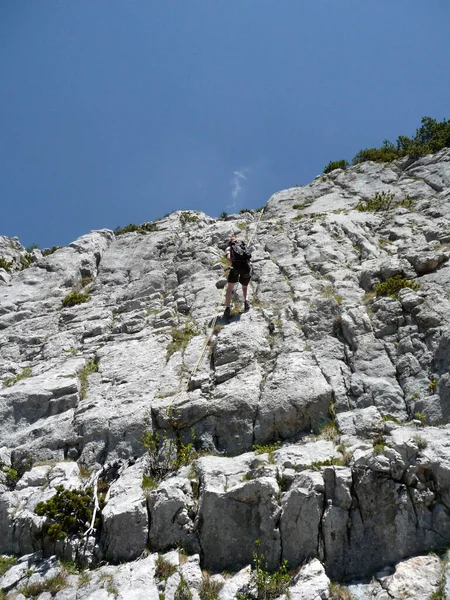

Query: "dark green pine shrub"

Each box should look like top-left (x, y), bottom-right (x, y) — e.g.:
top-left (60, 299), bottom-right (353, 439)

top-left (35, 485), bottom-right (104, 541)
top-left (323, 159), bottom-right (349, 174)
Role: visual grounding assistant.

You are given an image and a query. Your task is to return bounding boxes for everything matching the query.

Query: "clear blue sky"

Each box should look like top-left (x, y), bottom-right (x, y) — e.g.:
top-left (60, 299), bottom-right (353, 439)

top-left (1, 1), bottom-right (449, 248)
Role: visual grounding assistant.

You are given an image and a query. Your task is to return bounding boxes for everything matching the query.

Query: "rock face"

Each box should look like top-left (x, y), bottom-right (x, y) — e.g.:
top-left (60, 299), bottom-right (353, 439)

top-left (1, 149), bottom-right (450, 597)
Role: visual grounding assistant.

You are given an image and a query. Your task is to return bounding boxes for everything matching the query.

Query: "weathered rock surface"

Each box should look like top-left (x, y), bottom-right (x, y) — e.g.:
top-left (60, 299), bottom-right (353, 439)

top-left (1, 150), bottom-right (450, 597)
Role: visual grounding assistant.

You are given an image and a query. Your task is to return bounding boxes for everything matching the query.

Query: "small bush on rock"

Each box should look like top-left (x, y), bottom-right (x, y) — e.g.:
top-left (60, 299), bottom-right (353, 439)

top-left (323, 160), bottom-right (349, 174)
top-left (114, 222), bottom-right (158, 236)
top-left (356, 191), bottom-right (396, 212)
top-left (375, 274), bottom-right (420, 300)
top-left (142, 427), bottom-right (198, 482)
top-left (35, 485), bottom-right (104, 542)
top-left (251, 540), bottom-right (290, 600)
top-left (62, 289), bottom-right (91, 308)
top-left (42, 245), bottom-right (62, 256)
top-left (20, 253), bottom-right (34, 270)
top-left (0, 257), bottom-right (13, 272)
top-left (180, 211), bottom-right (199, 225)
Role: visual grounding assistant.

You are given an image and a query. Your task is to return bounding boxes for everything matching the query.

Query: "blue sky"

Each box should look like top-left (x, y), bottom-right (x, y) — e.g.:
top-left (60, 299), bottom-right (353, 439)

top-left (1, 1), bottom-right (449, 248)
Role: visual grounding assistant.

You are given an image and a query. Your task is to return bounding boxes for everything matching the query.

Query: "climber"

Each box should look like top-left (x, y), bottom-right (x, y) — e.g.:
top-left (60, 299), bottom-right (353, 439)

top-left (223, 237), bottom-right (252, 317)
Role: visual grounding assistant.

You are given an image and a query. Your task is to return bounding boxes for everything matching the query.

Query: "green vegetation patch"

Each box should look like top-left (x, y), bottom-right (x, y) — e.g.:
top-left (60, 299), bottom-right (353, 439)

top-left (375, 274), bottom-right (420, 300)
top-left (42, 245), bottom-right (62, 256)
top-left (114, 222), bottom-right (158, 236)
top-left (0, 555), bottom-right (17, 576)
top-left (323, 159), bottom-right (349, 174)
top-left (200, 574), bottom-right (224, 600)
top-left (240, 540), bottom-right (290, 600)
top-left (142, 427), bottom-right (198, 482)
top-left (175, 575), bottom-right (193, 600)
top-left (35, 485), bottom-right (104, 542)
top-left (166, 322), bottom-right (201, 359)
top-left (324, 117), bottom-right (450, 175)
top-left (0, 257), bottom-right (13, 272)
top-left (62, 289), bottom-right (91, 308)
top-left (78, 359), bottom-right (99, 400)
top-left (20, 572), bottom-right (68, 598)
top-left (180, 211), bottom-right (199, 225)
top-left (3, 366), bottom-right (32, 388)
top-left (155, 554), bottom-right (177, 581)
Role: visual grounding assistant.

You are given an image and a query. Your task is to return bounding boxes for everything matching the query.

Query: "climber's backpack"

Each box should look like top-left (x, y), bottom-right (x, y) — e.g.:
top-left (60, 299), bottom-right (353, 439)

top-left (230, 240), bottom-right (252, 273)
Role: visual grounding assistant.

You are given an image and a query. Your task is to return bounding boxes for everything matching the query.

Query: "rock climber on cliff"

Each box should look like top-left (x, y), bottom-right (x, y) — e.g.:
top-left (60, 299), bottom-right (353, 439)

top-left (223, 237), bottom-right (252, 317)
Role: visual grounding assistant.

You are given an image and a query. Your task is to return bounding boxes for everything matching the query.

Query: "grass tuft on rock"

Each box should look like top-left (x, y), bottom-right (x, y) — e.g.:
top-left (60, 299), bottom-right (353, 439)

top-left (199, 574), bottom-right (224, 600)
top-left (3, 366), bottom-right (32, 388)
top-left (0, 555), bottom-right (17, 576)
top-left (166, 322), bottom-right (201, 359)
top-left (155, 554), bottom-right (177, 581)
top-left (78, 359), bottom-right (99, 399)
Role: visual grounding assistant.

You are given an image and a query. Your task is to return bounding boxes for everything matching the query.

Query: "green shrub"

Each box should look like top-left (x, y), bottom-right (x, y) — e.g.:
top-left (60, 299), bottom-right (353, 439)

top-left (175, 575), bottom-right (193, 600)
top-left (166, 322), bottom-right (201, 359)
top-left (42, 245), bottom-right (62, 256)
top-left (0, 555), bottom-right (17, 576)
top-left (78, 359), bottom-right (99, 400)
top-left (141, 427), bottom-right (198, 482)
top-left (200, 574), bottom-right (224, 600)
top-left (155, 554), bottom-right (177, 581)
top-left (375, 274), bottom-right (420, 299)
top-left (219, 211), bottom-right (228, 219)
top-left (62, 289), bottom-right (90, 308)
top-left (0, 257), bottom-right (13, 272)
top-left (180, 211), bottom-right (199, 225)
top-left (3, 366), bottom-right (32, 388)
top-left (250, 540), bottom-right (290, 600)
top-left (323, 160), bottom-right (349, 174)
top-left (0, 455), bottom-right (33, 490)
top-left (239, 208), bottom-right (253, 214)
top-left (351, 117), bottom-right (450, 166)
top-left (353, 142), bottom-right (400, 165)
top-left (356, 191), bottom-right (396, 212)
top-left (20, 253), bottom-right (34, 270)
top-left (25, 243), bottom-right (39, 253)
top-left (142, 473), bottom-right (158, 492)
top-left (35, 485), bottom-right (104, 541)
top-left (414, 411), bottom-right (427, 425)
top-left (114, 222), bottom-right (158, 236)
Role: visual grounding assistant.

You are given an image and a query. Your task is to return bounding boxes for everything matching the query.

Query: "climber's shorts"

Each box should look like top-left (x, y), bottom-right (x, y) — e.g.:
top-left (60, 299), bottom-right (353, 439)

top-left (227, 267), bottom-right (251, 287)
